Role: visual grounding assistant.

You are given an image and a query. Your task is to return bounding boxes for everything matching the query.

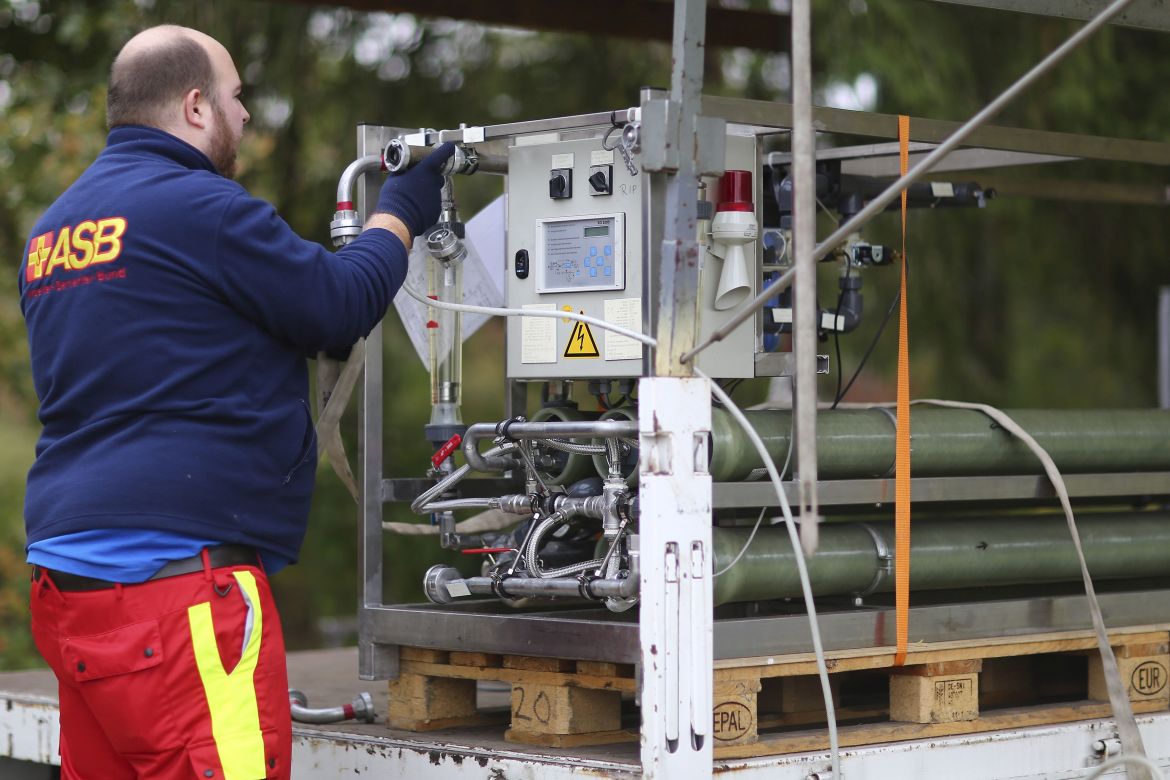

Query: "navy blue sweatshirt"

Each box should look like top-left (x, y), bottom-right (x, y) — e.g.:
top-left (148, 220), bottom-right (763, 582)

top-left (19, 126), bottom-right (406, 564)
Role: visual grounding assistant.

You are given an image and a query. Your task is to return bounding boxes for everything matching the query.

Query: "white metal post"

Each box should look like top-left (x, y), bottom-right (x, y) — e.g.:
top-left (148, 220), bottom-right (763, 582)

top-left (638, 376), bottom-right (713, 779)
top-left (639, 0), bottom-right (715, 776)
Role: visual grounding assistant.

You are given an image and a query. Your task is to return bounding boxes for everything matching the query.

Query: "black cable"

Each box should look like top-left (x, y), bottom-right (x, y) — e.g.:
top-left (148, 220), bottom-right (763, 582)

top-left (831, 265), bottom-right (852, 406)
top-left (712, 379), bottom-right (745, 408)
top-left (834, 319), bottom-right (843, 407)
top-left (833, 289), bottom-right (899, 408)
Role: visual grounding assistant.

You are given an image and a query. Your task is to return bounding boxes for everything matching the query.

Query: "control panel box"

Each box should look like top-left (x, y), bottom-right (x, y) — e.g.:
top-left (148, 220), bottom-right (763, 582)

top-left (505, 135), bottom-right (758, 380)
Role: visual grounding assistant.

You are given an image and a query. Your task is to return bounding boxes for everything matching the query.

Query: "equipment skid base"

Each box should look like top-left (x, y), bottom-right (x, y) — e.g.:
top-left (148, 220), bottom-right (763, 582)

top-left (387, 626), bottom-right (1170, 761)
top-left (4, 646), bottom-right (1170, 779)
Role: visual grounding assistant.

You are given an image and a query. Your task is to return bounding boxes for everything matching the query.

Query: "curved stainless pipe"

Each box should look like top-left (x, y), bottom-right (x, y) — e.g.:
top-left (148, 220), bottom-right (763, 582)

top-left (462, 419), bottom-right (639, 474)
top-left (289, 689), bottom-right (376, 724)
top-left (335, 154), bottom-right (384, 206)
top-left (330, 154), bottom-right (384, 247)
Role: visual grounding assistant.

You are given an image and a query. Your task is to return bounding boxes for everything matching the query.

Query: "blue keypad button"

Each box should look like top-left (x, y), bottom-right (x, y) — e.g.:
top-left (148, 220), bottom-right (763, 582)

top-left (604, 266), bottom-right (613, 277)
top-left (584, 258), bottom-right (591, 267)
top-left (590, 246), bottom-right (598, 256)
top-left (604, 245), bottom-right (613, 256)
top-left (590, 268), bottom-right (598, 277)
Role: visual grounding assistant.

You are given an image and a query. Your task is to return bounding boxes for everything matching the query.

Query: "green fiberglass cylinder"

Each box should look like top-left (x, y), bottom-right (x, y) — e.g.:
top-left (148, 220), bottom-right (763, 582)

top-left (530, 405), bottom-right (598, 486)
top-left (709, 408), bottom-right (1170, 482)
top-left (711, 512), bottom-right (1170, 606)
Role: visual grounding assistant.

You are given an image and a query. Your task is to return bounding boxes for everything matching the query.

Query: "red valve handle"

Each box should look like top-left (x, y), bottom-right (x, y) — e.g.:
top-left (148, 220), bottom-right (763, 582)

top-left (431, 434), bottom-right (463, 469)
top-left (461, 547), bottom-right (512, 555)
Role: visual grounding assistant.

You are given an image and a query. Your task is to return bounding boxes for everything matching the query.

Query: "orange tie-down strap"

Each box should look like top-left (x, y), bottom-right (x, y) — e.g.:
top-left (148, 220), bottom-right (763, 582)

top-left (894, 115), bottom-right (912, 666)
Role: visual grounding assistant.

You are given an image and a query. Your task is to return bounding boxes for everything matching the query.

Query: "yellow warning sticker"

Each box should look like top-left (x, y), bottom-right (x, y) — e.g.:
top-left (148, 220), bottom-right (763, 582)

top-left (564, 320), bottom-right (600, 358)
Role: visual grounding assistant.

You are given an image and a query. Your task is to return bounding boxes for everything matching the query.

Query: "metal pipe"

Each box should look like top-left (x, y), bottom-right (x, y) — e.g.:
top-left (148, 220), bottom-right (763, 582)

top-left (335, 154), bottom-right (383, 206)
top-left (330, 154), bottom-right (383, 247)
top-left (463, 419), bottom-right (639, 473)
top-left (682, 0), bottom-right (1137, 363)
top-left (418, 498), bottom-right (497, 512)
top-left (791, 0), bottom-right (819, 555)
top-left (589, 407), bottom-right (641, 486)
top-left (423, 564), bottom-right (637, 603)
top-left (288, 689), bottom-right (376, 724)
top-left (712, 512), bottom-right (1170, 605)
top-left (529, 406), bottom-right (600, 484)
top-left (709, 407), bottom-right (1170, 481)
top-left (383, 139), bottom-right (508, 175)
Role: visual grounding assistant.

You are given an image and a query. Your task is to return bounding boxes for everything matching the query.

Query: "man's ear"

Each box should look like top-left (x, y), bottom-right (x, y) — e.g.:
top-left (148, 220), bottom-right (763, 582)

top-left (182, 88), bottom-right (208, 130)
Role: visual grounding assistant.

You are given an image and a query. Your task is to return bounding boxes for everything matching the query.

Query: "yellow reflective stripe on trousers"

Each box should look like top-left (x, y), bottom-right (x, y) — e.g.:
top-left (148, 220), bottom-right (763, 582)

top-left (187, 570), bottom-right (266, 780)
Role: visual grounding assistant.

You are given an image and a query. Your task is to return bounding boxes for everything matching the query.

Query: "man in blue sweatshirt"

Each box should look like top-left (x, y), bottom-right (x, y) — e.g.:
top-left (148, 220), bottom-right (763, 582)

top-left (19, 25), bottom-right (452, 780)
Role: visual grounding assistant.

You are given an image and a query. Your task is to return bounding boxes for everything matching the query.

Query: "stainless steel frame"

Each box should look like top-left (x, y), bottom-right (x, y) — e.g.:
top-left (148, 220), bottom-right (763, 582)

top-left (355, 96), bottom-right (1170, 676)
top-left (356, 589), bottom-right (1170, 665)
top-left (354, 0), bottom-right (1170, 696)
top-left (926, 0), bottom-right (1170, 32)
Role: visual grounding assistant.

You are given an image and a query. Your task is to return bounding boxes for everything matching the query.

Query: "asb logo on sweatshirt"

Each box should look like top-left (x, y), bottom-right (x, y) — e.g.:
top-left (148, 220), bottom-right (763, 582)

top-left (25, 217), bottom-right (128, 284)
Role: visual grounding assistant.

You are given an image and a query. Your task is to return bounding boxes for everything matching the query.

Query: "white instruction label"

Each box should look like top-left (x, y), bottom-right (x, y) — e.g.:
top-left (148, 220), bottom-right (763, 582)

top-left (446, 581), bottom-right (471, 598)
top-left (604, 298), bottom-right (643, 361)
top-left (930, 181), bottom-right (955, 198)
top-left (551, 152), bottom-right (575, 169)
top-left (521, 304), bottom-right (558, 363)
top-left (463, 126), bottom-right (485, 143)
top-left (591, 149), bottom-right (615, 166)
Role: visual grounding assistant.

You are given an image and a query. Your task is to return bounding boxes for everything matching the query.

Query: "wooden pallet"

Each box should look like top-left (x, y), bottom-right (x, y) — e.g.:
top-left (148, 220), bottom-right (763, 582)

top-left (387, 626), bottom-right (1170, 758)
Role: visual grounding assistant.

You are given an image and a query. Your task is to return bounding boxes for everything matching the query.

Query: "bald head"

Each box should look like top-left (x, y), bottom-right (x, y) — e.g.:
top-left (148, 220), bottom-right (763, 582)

top-left (106, 26), bottom-right (250, 177)
top-left (107, 25), bottom-right (220, 130)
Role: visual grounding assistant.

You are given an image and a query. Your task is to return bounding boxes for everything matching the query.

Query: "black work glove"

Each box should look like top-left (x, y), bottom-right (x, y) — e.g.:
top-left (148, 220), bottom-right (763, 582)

top-left (374, 142), bottom-right (456, 236)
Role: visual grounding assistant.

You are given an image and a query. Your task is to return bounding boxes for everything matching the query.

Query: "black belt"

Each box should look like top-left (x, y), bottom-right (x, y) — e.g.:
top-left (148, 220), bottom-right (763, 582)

top-left (32, 544), bottom-right (259, 592)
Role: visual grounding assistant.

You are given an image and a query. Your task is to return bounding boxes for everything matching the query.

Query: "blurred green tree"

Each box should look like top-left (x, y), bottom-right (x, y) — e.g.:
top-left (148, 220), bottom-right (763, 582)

top-left (0, 0), bottom-right (1166, 669)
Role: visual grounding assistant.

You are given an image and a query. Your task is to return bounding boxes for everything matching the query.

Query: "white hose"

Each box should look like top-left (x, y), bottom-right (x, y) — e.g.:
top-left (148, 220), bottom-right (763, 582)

top-left (1084, 755), bottom-right (1166, 780)
top-left (909, 399), bottom-right (1150, 776)
top-left (700, 369), bottom-right (840, 779)
top-left (401, 282), bottom-right (657, 348)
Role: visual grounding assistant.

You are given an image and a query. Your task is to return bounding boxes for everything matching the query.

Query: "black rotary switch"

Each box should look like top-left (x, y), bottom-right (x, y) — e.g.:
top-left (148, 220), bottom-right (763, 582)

top-left (588, 165), bottom-right (612, 196)
top-left (549, 168), bottom-right (572, 199)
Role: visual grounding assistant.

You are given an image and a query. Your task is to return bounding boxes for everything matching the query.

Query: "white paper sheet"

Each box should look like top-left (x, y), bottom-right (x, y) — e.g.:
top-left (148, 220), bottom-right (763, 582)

top-left (392, 195), bottom-right (507, 367)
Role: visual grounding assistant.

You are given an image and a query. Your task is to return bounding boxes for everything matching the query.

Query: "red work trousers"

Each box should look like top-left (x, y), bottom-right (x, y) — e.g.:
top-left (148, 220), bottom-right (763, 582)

top-left (30, 557), bottom-right (292, 780)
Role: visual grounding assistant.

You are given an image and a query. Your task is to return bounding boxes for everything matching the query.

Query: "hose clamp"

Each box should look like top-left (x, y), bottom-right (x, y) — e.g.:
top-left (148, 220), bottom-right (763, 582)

top-left (489, 570), bottom-right (509, 599)
top-left (577, 572), bottom-right (599, 600)
top-left (855, 522), bottom-right (894, 597)
top-left (872, 406), bottom-right (899, 478)
top-left (496, 415), bottom-right (526, 442)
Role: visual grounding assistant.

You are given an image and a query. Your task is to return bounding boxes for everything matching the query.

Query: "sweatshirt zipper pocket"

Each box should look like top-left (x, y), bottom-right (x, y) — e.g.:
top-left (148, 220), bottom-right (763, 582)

top-left (283, 399), bottom-right (317, 484)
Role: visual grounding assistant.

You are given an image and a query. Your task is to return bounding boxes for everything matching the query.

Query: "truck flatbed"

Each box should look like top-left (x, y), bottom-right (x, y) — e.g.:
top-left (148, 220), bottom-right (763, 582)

top-left (4, 648), bottom-right (1169, 778)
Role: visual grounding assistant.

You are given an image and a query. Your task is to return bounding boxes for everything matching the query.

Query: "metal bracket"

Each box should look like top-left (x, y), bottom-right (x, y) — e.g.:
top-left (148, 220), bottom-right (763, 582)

top-left (855, 522), bottom-right (894, 598)
top-left (640, 98), bottom-right (680, 173)
top-left (754, 352), bottom-right (830, 377)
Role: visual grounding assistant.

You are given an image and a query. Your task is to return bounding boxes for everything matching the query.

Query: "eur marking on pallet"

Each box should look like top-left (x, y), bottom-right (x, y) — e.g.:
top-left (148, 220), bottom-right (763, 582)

top-left (564, 319), bottom-right (599, 358)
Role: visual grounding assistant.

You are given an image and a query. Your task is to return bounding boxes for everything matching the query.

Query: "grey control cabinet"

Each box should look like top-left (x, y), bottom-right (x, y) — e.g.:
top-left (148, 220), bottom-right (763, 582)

top-left (505, 134), bottom-right (759, 381)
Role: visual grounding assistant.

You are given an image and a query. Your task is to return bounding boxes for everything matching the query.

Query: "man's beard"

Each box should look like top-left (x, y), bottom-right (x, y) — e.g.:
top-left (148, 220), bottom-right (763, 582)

top-left (208, 100), bottom-right (239, 179)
